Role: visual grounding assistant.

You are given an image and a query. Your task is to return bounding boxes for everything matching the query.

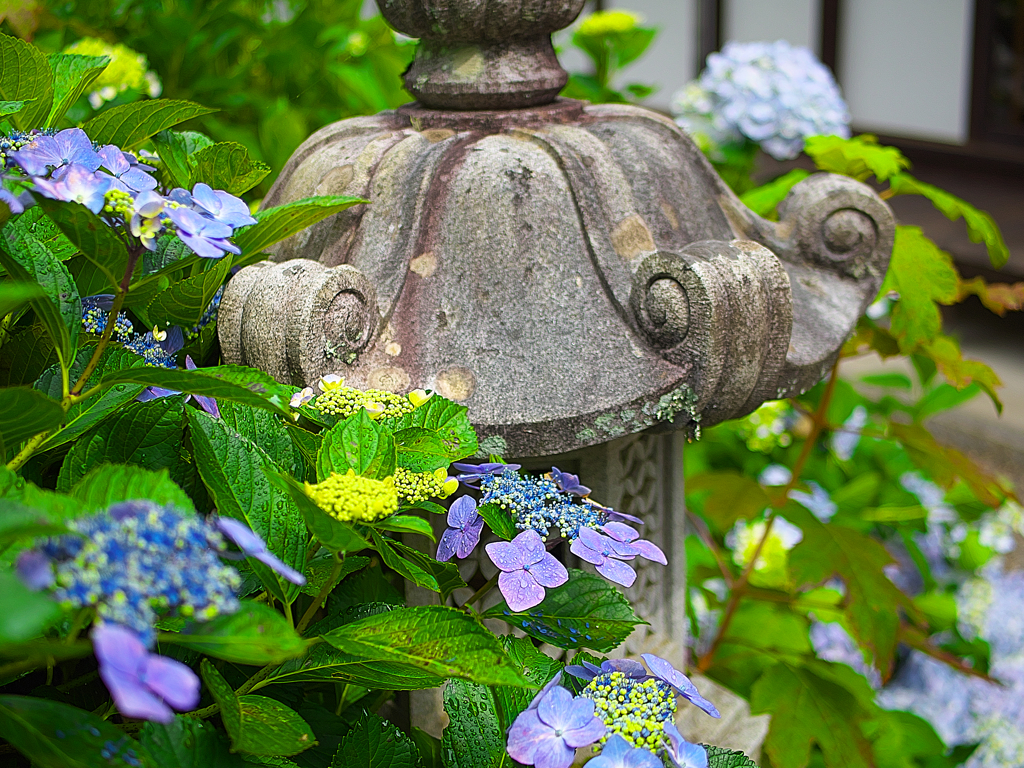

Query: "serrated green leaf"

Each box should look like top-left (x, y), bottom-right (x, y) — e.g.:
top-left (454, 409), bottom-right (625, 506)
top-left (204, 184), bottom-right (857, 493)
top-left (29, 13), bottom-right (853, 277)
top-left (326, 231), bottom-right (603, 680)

top-left (394, 426), bottom-right (452, 472)
top-left (188, 411), bottom-right (307, 604)
top-left (165, 603), bottom-right (307, 664)
top-left (56, 396), bottom-right (186, 491)
top-left (476, 501), bottom-right (516, 540)
top-left (788, 507), bottom-right (911, 674)
top-left (0, 281), bottom-right (44, 316)
top-left (441, 678), bottom-right (510, 768)
top-left (35, 345), bottom-right (148, 452)
top-left (0, 33), bottom-right (54, 130)
top-left (151, 130), bottom-right (214, 189)
top-left (138, 717), bottom-right (242, 768)
top-left (0, 572), bottom-right (62, 644)
top-left (0, 326), bottom-right (57, 387)
top-left (921, 335), bottom-right (1002, 413)
top-left (146, 256), bottom-right (231, 327)
top-left (382, 395), bottom-right (478, 462)
top-left (492, 636), bottom-right (564, 730)
top-left (372, 513), bottom-right (435, 541)
top-left (705, 745), bottom-right (758, 768)
top-left (804, 134), bottom-right (910, 182)
top-left (316, 409), bottom-right (396, 481)
top-left (0, 387), bottom-right (63, 456)
top-left (5, 206), bottom-right (79, 263)
top-left (322, 605), bottom-right (531, 688)
top-left (483, 569), bottom-right (644, 652)
top-left (686, 471), bottom-right (770, 532)
top-left (35, 197), bottom-right (129, 291)
top-left (266, 467), bottom-right (369, 555)
top-left (739, 168), bottom-right (811, 219)
top-left (234, 196), bottom-right (366, 257)
top-left (0, 465), bottom-right (81, 522)
top-left (82, 99), bottom-right (217, 149)
top-left (332, 711), bottom-right (419, 768)
top-left (45, 52), bottom-right (109, 128)
top-left (189, 142), bottom-right (271, 196)
top-left (218, 400), bottom-right (298, 472)
top-left (0, 695), bottom-right (155, 768)
top-left (889, 172), bottom-right (1009, 269)
top-left (0, 233), bottom-right (79, 367)
top-left (370, 531), bottom-right (466, 599)
top-left (70, 463), bottom-right (195, 514)
top-left (100, 363), bottom-right (294, 417)
top-left (750, 663), bottom-right (873, 768)
top-left (880, 226), bottom-right (959, 352)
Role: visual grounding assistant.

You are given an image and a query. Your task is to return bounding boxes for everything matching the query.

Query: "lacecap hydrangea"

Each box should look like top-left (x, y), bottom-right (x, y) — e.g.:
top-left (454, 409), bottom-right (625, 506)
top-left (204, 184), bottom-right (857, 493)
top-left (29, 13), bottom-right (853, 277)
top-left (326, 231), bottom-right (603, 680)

top-left (672, 40), bottom-right (850, 160)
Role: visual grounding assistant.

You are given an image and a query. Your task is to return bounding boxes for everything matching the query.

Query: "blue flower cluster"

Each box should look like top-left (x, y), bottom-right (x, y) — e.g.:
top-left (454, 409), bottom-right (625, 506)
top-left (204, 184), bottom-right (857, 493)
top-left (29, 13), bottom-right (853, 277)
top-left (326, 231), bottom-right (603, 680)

top-left (19, 500), bottom-right (241, 646)
top-left (480, 470), bottom-right (606, 540)
top-left (671, 40), bottom-right (850, 160)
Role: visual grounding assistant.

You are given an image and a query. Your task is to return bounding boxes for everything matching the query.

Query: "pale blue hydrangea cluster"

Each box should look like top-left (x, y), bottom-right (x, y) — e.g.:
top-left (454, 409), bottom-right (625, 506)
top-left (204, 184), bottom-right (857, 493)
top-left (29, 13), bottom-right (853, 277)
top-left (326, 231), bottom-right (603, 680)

top-left (480, 470), bottom-right (606, 540)
top-left (671, 40), bottom-right (850, 160)
top-left (22, 501), bottom-right (241, 645)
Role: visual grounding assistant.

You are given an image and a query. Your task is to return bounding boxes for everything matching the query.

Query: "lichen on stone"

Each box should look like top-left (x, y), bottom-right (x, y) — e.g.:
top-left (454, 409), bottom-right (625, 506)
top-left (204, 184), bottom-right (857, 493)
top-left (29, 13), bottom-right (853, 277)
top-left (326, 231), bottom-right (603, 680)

top-left (654, 384), bottom-right (698, 423)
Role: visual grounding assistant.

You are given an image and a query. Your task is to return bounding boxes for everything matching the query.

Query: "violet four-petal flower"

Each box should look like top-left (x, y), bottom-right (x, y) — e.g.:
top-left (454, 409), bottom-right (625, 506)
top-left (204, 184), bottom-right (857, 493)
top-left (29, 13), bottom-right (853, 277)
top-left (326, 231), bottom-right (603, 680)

top-left (165, 206), bottom-right (239, 259)
top-left (98, 145), bottom-right (158, 194)
top-left (602, 521), bottom-right (667, 565)
top-left (506, 685), bottom-right (605, 768)
top-left (32, 164), bottom-right (111, 214)
top-left (486, 529), bottom-right (568, 612)
top-left (663, 723), bottom-right (709, 768)
top-left (11, 128), bottom-right (102, 178)
top-left (190, 183), bottom-right (257, 228)
top-left (136, 356), bottom-right (219, 417)
top-left (452, 461), bottom-right (521, 485)
top-left (569, 526), bottom-right (640, 588)
top-left (216, 516), bottom-right (306, 585)
top-left (587, 734), bottom-right (663, 768)
top-left (92, 623), bottom-right (200, 723)
top-left (16, 550), bottom-right (55, 590)
top-left (550, 466), bottom-right (591, 497)
top-left (641, 654), bottom-right (720, 718)
top-left (436, 495), bottom-right (485, 561)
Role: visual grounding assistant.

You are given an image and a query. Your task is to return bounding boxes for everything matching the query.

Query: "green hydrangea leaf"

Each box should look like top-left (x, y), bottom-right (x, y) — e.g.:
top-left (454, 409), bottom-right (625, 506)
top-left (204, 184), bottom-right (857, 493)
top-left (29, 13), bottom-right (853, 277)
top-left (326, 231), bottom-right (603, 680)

top-left (476, 502), bottom-right (516, 541)
top-left (151, 130), bottom-right (214, 189)
top-left (34, 198), bottom-right (130, 293)
top-left (441, 678), bottom-right (510, 768)
top-left (0, 99), bottom-right (27, 117)
top-left (71, 463), bottom-right (195, 514)
top-left (188, 141), bottom-right (271, 196)
top-left (483, 569), bottom-right (645, 652)
top-left (82, 99), bottom-right (217, 149)
top-left (321, 605), bottom-right (531, 688)
top-left (145, 256), bottom-right (232, 328)
top-left (394, 426), bottom-right (451, 473)
top-left (0, 571), bottom-right (62, 644)
top-left (372, 513), bottom-right (435, 541)
top-left (0, 387), bottom-right (63, 458)
top-left (331, 711), bottom-right (419, 768)
top-left (706, 745), bottom-right (759, 768)
top-left (0, 326), bottom-right (57, 387)
top-left (233, 196), bottom-right (366, 257)
top-left (370, 531), bottom-right (466, 599)
top-left (0, 33), bottom-right (54, 131)
top-left (138, 717), bottom-right (242, 768)
top-left (316, 409), bottom-right (396, 481)
top-left (804, 134), bottom-right (910, 182)
top-left (165, 603), bottom-right (308, 664)
top-left (5, 207), bottom-right (79, 263)
top-left (0, 282), bottom-right (44, 317)
top-left (739, 168), bottom-right (811, 219)
top-left (45, 52), bottom-right (109, 128)
top-left (492, 635), bottom-right (565, 730)
top-left (0, 695), bottom-right (154, 768)
top-left (265, 466), bottom-right (369, 555)
top-left (381, 394), bottom-right (478, 462)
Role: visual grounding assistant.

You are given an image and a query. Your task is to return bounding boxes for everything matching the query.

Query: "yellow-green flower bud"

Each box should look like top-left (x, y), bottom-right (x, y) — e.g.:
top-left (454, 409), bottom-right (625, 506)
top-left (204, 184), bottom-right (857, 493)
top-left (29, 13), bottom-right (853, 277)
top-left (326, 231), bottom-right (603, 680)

top-left (305, 469), bottom-right (398, 523)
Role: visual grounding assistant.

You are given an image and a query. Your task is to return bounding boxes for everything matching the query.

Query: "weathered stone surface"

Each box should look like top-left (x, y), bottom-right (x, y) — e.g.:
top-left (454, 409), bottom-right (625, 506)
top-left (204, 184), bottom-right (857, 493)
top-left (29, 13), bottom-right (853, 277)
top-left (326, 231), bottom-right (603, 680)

top-left (221, 100), bottom-right (894, 457)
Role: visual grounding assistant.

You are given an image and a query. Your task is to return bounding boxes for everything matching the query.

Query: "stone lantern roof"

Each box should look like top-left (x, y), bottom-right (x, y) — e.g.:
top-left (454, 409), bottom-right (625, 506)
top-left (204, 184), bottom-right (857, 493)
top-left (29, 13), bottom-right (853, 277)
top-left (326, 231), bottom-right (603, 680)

top-left (219, 0), bottom-right (894, 458)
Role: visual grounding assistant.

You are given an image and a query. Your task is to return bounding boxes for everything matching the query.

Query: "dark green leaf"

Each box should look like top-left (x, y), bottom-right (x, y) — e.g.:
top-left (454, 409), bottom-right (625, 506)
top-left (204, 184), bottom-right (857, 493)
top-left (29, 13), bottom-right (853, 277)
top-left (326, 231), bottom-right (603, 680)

top-left (5, 206), bottom-right (79, 263)
top-left (750, 663), bottom-right (873, 768)
top-left (146, 257), bottom-right (231, 327)
top-left (331, 711), bottom-right (419, 768)
top-left (0, 387), bottom-right (63, 456)
top-left (0, 282), bottom-right (44, 317)
top-left (372, 513), bottom-right (435, 541)
top-left (100, 363), bottom-right (294, 417)
top-left (411, 727), bottom-right (443, 768)
top-left (0, 33), bottom-right (54, 130)
top-left (189, 142), bottom-right (271, 196)
top-left (492, 636), bottom-right (564, 730)
top-left (188, 410), bottom-right (307, 604)
top-left (687, 472), bottom-right (771, 532)
top-left (476, 502), bottom-right (515, 540)
top-left (0, 503), bottom-right (70, 544)
top-left (0, 572), bottom-right (62, 644)
top-left (0, 696), bottom-right (154, 767)
top-left (316, 409), bottom-right (396, 481)
top-left (0, 464), bottom-right (81, 522)
top-left (441, 678), bottom-right (510, 768)
top-left (151, 130), bottom-right (214, 189)
top-left (166, 603), bottom-right (307, 664)
top-left (56, 396), bottom-right (186, 491)
top-left (217, 400), bottom-right (298, 472)
top-left (706, 745), bottom-right (758, 768)
top-left (71, 463), bottom-right (195, 514)
top-left (233, 196), bottom-right (366, 257)
top-left (35, 197), bottom-right (129, 292)
top-left (394, 426), bottom-right (451, 472)
top-left (0, 326), bottom-right (56, 387)
top-left (266, 467), bottom-right (369, 555)
top-left (371, 531), bottom-right (466, 599)
top-left (322, 605), bottom-right (531, 687)
top-left (82, 99), bottom-right (218, 148)
top-left (382, 395), bottom-right (478, 462)
top-left (483, 569), bottom-right (645, 652)
top-left (139, 717), bottom-right (243, 768)
top-left (45, 52), bottom-right (109, 128)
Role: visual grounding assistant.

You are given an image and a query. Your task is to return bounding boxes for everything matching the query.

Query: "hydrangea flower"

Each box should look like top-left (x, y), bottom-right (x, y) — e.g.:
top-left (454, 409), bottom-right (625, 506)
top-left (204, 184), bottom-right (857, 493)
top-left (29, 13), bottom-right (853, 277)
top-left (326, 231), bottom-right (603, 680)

top-left (788, 481), bottom-right (837, 522)
top-left (216, 516), bottom-right (306, 585)
top-left (92, 623), bottom-right (199, 723)
top-left (641, 654), bottom-right (720, 717)
top-left (550, 467), bottom-right (591, 497)
top-left (165, 206), bottom-right (239, 259)
top-left (566, 657), bottom-right (647, 682)
top-left (506, 684), bottom-right (606, 768)
top-left (602, 522), bottom-right (667, 565)
top-left (10, 127), bottom-right (102, 179)
top-left (587, 734), bottom-right (663, 768)
top-left (570, 526), bottom-right (641, 587)
top-left (32, 164), bottom-right (111, 214)
top-left (98, 145), bottom-right (157, 194)
top-left (453, 461), bottom-right (522, 485)
top-left (481, 470), bottom-right (605, 540)
top-left (290, 387), bottom-right (314, 408)
top-left (128, 189), bottom-right (168, 250)
top-left (436, 496), bottom-right (485, 561)
top-left (663, 723), bottom-right (708, 768)
top-left (486, 529), bottom-right (568, 611)
top-left (136, 355), bottom-right (219, 415)
top-left (672, 40), bottom-right (851, 160)
top-left (189, 183), bottom-right (257, 228)
top-left (305, 470), bottom-right (398, 523)
top-left (0, 170), bottom-right (25, 214)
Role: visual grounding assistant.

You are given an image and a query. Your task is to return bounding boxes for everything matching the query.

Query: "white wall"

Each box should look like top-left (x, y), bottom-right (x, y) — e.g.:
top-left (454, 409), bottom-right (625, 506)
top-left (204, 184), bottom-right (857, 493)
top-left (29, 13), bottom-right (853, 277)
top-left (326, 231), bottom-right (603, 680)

top-left (722, 0), bottom-right (820, 50)
top-left (839, 0), bottom-right (974, 144)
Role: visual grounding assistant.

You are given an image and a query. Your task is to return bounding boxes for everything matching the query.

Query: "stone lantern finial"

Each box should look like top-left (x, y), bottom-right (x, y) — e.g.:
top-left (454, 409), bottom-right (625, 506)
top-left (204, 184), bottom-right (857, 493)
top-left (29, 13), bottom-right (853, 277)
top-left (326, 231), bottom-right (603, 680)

top-left (377, 0), bottom-right (587, 109)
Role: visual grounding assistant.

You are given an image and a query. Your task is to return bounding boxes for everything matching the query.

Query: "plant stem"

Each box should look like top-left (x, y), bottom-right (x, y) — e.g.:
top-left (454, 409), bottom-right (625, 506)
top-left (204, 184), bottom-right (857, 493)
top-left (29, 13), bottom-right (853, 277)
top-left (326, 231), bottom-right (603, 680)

top-left (696, 359), bottom-right (841, 672)
top-left (6, 431), bottom-right (49, 472)
top-left (282, 599), bottom-right (294, 626)
top-left (462, 572), bottom-right (499, 610)
top-left (296, 558), bottom-right (344, 635)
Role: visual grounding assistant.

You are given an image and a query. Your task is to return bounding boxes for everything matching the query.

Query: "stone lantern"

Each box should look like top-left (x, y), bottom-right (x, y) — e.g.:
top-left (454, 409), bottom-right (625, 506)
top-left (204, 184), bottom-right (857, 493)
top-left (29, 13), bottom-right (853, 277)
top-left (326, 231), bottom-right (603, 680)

top-left (219, 0), bottom-right (894, 750)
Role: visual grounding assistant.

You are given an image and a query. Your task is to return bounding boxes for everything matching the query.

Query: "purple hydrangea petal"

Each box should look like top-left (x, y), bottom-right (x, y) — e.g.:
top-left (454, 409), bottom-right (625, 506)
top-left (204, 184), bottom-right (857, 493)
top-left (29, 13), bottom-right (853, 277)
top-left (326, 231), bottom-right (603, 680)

top-left (16, 550), bottom-right (54, 590)
top-left (529, 553), bottom-right (568, 589)
top-left (532, 736), bottom-right (576, 768)
top-left (595, 557), bottom-right (637, 588)
top-left (664, 723), bottom-right (709, 768)
top-left (216, 517), bottom-right (306, 585)
top-left (551, 467), bottom-right (591, 497)
top-left (507, 709), bottom-right (549, 764)
top-left (447, 495), bottom-right (479, 529)
top-left (191, 393), bottom-right (221, 418)
top-left (631, 539), bottom-right (667, 565)
top-left (536, 685), bottom-right (574, 727)
top-left (602, 521), bottom-right (639, 543)
top-left (514, 529), bottom-right (547, 565)
top-left (563, 714), bottom-right (606, 748)
top-left (588, 734), bottom-right (665, 768)
top-left (141, 653), bottom-right (200, 711)
top-left (526, 671), bottom-right (563, 711)
top-left (601, 658), bottom-right (647, 678)
top-left (436, 527), bottom-right (460, 562)
top-left (564, 664), bottom-right (598, 681)
top-left (456, 517), bottom-right (484, 559)
top-left (606, 508), bottom-right (644, 526)
top-left (569, 536), bottom-right (604, 566)
top-left (253, 550), bottom-right (306, 585)
top-left (92, 624), bottom-right (177, 723)
top-left (642, 653), bottom-right (720, 718)
top-left (498, 569), bottom-right (546, 612)
top-left (136, 386), bottom-right (181, 402)
top-left (486, 540), bottom-right (526, 572)
top-left (1, 185), bottom-right (25, 215)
